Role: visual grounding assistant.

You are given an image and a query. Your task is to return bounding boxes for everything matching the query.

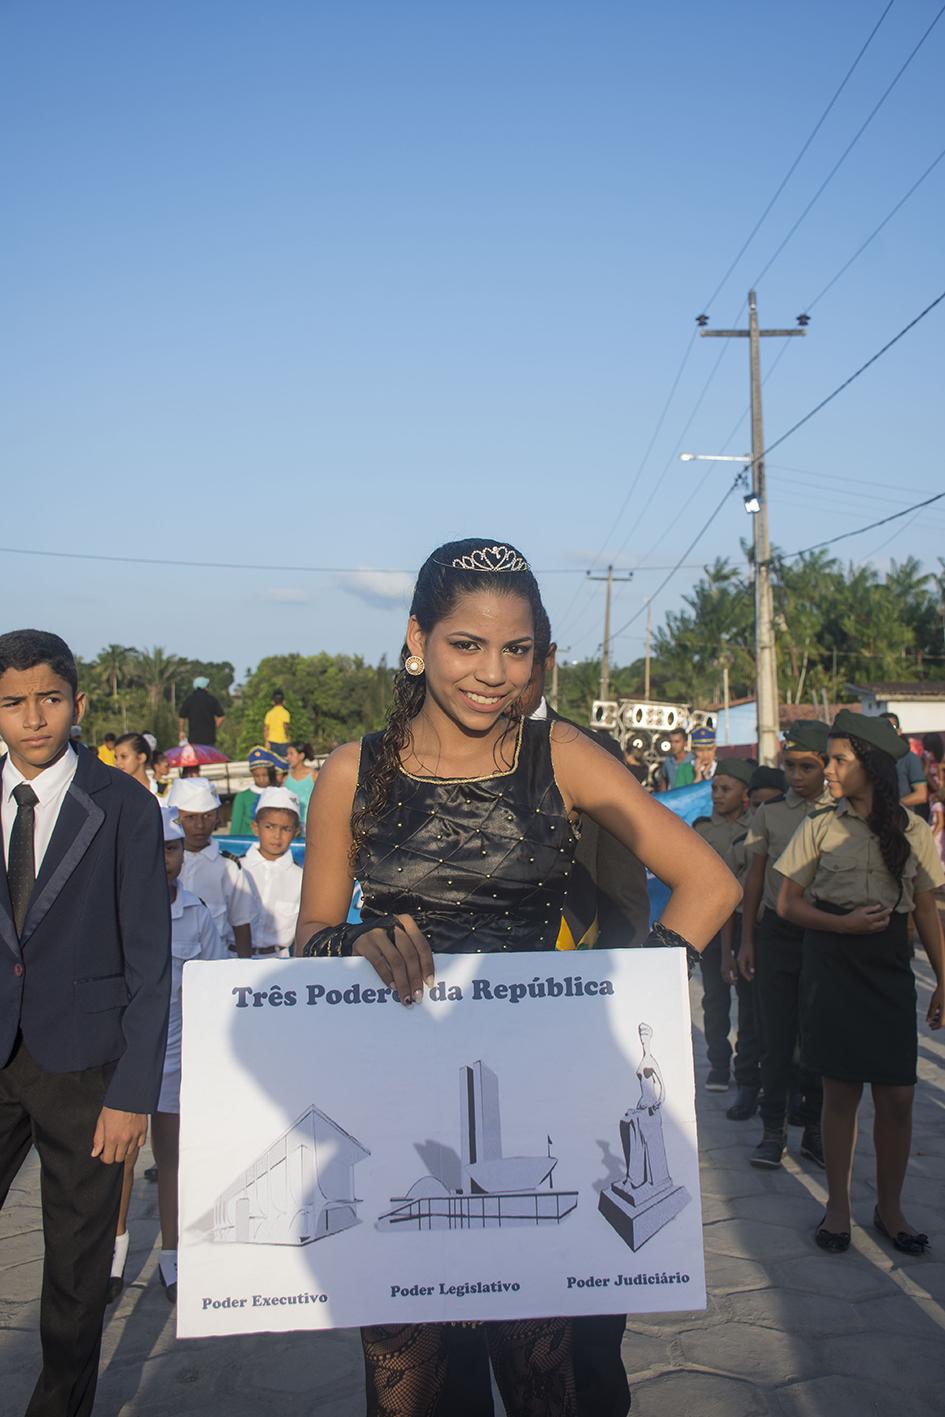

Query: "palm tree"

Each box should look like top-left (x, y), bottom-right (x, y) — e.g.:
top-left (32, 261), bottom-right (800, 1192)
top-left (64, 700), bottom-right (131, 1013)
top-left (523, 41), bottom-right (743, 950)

top-left (95, 644), bottom-right (134, 704)
top-left (134, 647), bottom-right (185, 712)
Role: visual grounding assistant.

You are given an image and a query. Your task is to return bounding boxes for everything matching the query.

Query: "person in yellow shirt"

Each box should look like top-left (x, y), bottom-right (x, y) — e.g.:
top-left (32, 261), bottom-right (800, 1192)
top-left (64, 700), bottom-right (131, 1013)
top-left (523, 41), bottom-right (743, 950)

top-left (97, 733), bottom-right (117, 766)
top-left (263, 690), bottom-right (291, 762)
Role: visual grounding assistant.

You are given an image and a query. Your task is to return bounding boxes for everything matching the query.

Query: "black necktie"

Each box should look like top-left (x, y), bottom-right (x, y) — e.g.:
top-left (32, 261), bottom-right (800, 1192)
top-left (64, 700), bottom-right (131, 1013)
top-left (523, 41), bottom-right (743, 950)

top-left (9, 783), bottom-right (39, 937)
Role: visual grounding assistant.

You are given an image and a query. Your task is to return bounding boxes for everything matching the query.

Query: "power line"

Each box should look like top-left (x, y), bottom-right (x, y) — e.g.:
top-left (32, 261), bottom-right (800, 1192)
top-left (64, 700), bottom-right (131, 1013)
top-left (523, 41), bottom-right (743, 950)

top-left (862, 507), bottom-right (923, 559)
top-left (761, 288), bottom-right (945, 462)
top-left (807, 141), bottom-right (945, 309)
top-left (774, 492), bottom-right (945, 562)
top-left (0, 545), bottom-right (708, 576)
top-left (701, 0), bottom-right (897, 312)
top-left (751, 1), bottom-right (945, 287)
top-left (608, 475), bottom-right (744, 642)
top-left (554, 328), bottom-right (699, 639)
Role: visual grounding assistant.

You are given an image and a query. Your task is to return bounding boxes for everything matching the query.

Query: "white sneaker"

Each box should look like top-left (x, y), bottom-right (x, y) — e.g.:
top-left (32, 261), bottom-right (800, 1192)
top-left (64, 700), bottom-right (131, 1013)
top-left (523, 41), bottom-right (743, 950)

top-left (107, 1231), bottom-right (129, 1304)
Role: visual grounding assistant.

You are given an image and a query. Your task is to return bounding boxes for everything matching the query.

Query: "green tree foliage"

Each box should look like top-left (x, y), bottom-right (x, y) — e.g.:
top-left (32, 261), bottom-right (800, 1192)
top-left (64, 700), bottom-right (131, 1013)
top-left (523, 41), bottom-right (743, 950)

top-left (643, 551), bottom-right (945, 710)
top-left (227, 653), bottom-right (395, 756)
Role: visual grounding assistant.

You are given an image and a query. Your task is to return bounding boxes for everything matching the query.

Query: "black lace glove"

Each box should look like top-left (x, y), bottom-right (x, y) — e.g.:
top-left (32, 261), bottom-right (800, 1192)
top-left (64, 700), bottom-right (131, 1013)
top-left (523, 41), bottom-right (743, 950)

top-left (301, 915), bottom-right (401, 958)
top-left (643, 918), bottom-right (702, 978)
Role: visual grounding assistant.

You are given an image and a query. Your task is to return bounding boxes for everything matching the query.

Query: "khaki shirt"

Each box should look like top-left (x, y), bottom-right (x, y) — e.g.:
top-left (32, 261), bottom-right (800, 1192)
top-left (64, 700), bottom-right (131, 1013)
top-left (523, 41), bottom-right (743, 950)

top-left (695, 811), bottom-right (752, 875)
top-left (745, 787), bottom-right (833, 911)
top-left (774, 799), bottom-right (945, 913)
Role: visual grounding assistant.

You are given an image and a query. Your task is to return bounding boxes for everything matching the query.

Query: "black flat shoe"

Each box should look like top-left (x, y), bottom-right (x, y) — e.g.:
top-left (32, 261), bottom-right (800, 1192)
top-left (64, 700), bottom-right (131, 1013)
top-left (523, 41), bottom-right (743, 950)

top-left (726, 1085), bottom-right (760, 1121)
top-left (873, 1207), bottom-right (930, 1256)
top-left (815, 1215), bottom-right (850, 1253)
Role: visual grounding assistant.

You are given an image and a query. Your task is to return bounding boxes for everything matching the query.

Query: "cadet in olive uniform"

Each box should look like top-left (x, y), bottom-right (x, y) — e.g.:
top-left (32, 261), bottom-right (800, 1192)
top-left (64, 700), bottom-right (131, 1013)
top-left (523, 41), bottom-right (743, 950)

top-left (720, 766), bottom-right (784, 1120)
top-left (695, 758), bottom-right (756, 1092)
top-left (740, 722), bottom-right (832, 1169)
top-left (776, 710), bottom-right (945, 1254)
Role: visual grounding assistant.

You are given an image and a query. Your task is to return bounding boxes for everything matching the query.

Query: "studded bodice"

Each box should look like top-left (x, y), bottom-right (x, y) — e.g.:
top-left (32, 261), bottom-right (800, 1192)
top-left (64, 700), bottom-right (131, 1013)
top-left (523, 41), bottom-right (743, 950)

top-left (354, 719), bottom-right (578, 954)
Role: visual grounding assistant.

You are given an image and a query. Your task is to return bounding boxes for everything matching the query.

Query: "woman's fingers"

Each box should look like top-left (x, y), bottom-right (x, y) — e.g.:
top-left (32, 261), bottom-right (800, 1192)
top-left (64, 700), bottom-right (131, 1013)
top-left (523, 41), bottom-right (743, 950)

top-left (352, 930), bottom-right (398, 989)
top-left (396, 915), bottom-right (436, 988)
top-left (351, 918), bottom-right (436, 1007)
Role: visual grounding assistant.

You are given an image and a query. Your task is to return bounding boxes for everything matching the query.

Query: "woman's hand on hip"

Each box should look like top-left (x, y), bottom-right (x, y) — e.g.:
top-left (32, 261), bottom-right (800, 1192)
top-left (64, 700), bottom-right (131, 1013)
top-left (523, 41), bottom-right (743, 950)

top-left (352, 914), bottom-right (435, 1006)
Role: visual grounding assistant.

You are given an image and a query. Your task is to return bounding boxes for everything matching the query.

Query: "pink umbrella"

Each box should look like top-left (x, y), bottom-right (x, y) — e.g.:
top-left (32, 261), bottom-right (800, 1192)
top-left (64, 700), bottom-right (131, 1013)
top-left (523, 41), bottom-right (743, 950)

top-left (164, 743), bottom-right (229, 767)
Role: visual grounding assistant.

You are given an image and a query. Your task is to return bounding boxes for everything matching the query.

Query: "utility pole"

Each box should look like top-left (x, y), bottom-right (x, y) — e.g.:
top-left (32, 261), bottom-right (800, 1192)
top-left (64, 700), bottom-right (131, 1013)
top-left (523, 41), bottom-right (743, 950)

top-left (587, 565), bottom-right (634, 702)
top-left (699, 292), bottom-right (807, 764)
top-left (644, 601), bottom-right (652, 700)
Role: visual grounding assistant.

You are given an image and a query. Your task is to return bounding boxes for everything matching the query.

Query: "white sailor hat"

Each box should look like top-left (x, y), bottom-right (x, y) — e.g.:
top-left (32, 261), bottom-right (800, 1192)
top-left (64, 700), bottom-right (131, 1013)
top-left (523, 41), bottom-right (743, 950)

top-left (161, 806), bottom-right (185, 842)
top-left (255, 786), bottom-right (302, 817)
top-left (166, 777), bottom-right (221, 813)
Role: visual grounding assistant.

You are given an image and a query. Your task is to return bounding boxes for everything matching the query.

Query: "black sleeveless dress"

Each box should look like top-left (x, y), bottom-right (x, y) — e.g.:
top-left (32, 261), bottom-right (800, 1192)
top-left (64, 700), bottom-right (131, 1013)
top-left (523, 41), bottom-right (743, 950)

top-left (355, 718), bottom-right (578, 954)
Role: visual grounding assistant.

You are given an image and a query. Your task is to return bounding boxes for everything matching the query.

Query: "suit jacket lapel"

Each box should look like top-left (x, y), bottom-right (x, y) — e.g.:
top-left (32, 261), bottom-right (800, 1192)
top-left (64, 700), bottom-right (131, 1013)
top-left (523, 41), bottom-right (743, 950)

top-left (20, 768), bottom-right (106, 948)
top-left (0, 861), bottom-right (20, 961)
top-left (0, 756), bottom-right (21, 960)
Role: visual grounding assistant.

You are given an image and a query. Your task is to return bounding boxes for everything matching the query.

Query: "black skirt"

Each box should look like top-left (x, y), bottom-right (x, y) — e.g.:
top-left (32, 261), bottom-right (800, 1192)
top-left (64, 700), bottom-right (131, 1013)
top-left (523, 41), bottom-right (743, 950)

top-left (801, 903), bottom-right (917, 1086)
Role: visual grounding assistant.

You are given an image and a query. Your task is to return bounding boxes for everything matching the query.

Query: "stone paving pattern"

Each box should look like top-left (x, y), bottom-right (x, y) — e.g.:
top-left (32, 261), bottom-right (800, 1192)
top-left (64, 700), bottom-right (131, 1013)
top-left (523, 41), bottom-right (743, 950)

top-left (2, 961), bottom-right (943, 1415)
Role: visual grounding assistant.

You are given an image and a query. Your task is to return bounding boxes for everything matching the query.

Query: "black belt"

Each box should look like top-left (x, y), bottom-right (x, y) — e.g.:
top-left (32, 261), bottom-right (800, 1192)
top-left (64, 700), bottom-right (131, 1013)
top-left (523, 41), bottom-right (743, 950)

top-left (227, 945), bottom-right (283, 956)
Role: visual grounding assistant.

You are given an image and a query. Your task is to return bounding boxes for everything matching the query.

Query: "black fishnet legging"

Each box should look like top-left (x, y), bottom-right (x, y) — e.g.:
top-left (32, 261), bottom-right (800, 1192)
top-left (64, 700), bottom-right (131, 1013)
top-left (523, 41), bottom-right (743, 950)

top-left (362, 1318), bottom-right (576, 1417)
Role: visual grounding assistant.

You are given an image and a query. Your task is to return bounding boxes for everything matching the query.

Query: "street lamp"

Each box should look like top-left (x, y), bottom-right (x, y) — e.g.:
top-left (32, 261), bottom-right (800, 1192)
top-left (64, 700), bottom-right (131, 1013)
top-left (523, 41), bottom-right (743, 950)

top-left (680, 452), bottom-right (752, 463)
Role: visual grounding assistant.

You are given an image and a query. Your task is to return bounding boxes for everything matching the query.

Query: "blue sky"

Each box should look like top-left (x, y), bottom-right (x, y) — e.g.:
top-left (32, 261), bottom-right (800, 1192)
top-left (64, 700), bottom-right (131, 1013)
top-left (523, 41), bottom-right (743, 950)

top-left (3, 0), bottom-right (943, 677)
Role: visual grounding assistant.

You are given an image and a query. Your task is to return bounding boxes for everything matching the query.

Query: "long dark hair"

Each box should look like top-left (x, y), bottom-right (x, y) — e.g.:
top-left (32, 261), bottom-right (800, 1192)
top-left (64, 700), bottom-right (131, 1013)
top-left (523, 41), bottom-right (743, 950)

top-left (350, 538), bottom-right (546, 857)
top-left (837, 731), bottom-right (910, 882)
top-left (115, 732), bottom-right (153, 767)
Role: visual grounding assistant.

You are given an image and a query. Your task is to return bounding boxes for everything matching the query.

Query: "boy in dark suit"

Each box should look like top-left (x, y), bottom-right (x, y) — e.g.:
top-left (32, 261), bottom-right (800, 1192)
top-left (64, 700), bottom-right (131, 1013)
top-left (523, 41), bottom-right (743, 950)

top-left (0, 630), bottom-right (171, 1417)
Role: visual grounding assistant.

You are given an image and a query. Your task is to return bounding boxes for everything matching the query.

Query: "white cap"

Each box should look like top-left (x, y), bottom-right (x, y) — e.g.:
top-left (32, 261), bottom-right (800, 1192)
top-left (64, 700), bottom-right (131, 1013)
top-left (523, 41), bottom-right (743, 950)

top-left (255, 786), bottom-right (301, 818)
top-left (166, 777), bottom-right (221, 813)
top-left (161, 806), bottom-right (184, 842)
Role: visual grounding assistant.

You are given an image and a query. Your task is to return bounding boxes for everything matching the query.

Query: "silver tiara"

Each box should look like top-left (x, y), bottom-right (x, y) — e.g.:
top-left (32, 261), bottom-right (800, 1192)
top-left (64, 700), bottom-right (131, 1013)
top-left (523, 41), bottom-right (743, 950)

top-left (450, 544), bottom-right (529, 573)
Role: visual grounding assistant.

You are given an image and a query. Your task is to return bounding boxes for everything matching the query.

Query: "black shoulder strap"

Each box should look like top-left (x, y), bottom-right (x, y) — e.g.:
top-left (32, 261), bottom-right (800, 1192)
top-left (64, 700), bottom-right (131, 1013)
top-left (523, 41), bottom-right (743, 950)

top-left (220, 849), bottom-right (242, 869)
top-left (807, 804), bottom-right (834, 820)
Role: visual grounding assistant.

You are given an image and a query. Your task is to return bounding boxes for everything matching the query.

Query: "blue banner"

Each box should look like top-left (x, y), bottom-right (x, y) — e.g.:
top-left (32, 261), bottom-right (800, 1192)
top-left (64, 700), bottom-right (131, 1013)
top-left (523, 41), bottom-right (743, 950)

top-left (647, 781), bottom-right (713, 922)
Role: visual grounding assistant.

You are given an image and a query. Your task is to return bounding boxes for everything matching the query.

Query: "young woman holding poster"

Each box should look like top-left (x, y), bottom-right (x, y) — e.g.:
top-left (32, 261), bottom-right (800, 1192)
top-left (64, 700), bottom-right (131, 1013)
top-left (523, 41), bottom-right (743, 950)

top-left (296, 538), bottom-right (740, 1417)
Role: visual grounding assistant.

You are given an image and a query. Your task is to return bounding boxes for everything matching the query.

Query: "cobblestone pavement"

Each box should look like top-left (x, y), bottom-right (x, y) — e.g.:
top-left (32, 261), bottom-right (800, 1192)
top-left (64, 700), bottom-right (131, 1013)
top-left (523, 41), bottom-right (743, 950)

top-left (2, 962), bottom-right (943, 1416)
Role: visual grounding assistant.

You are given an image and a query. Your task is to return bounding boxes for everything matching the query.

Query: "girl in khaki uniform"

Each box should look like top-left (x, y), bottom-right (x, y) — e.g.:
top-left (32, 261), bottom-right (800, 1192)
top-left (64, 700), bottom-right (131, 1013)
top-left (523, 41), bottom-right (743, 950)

top-left (775, 710), bottom-right (945, 1254)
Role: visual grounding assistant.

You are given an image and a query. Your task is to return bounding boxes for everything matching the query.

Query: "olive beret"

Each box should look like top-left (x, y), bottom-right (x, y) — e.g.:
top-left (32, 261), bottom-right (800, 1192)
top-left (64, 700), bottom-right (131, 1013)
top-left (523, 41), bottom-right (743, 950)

top-left (715, 756), bottom-right (755, 787)
top-left (749, 766), bottom-right (786, 793)
top-left (829, 708), bottom-right (908, 761)
top-left (782, 719), bottom-right (830, 755)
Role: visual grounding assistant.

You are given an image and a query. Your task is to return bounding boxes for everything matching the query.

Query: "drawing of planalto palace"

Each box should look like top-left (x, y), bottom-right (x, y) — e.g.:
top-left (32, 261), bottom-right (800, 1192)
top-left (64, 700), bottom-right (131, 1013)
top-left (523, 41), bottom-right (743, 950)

top-left (212, 1106), bottom-right (370, 1246)
top-left (380, 1060), bottom-right (578, 1230)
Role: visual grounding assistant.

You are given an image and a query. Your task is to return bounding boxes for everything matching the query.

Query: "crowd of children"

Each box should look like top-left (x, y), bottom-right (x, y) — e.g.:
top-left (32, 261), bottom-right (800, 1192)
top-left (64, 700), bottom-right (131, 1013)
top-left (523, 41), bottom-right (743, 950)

top-left (104, 740), bottom-right (306, 1302)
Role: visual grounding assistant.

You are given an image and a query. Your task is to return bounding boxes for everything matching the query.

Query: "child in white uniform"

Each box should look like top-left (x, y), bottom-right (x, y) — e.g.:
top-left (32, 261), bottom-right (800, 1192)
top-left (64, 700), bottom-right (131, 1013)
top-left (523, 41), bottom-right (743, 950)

top-left (152, 805), bottom-right (226, 1301)
top-left (240, 786), bottom-right (303, 957)
top-left (166, 776), bottom-right (261, 958)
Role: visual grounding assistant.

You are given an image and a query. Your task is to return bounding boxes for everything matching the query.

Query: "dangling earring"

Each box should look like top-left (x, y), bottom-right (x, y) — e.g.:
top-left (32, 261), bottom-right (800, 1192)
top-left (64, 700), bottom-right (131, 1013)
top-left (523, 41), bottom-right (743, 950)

top-left (404, 655), bottom-right (425, 677)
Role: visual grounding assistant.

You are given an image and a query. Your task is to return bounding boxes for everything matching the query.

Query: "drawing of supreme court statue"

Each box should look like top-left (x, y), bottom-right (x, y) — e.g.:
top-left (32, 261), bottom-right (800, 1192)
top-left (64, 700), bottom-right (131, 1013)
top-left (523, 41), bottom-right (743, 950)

top-left (598, 1023), bottom-right (690, 1250)
top-left (380, 1060), bottom-right (578, 1230)
top-left (210, 1105), bottom-right (370, 1246)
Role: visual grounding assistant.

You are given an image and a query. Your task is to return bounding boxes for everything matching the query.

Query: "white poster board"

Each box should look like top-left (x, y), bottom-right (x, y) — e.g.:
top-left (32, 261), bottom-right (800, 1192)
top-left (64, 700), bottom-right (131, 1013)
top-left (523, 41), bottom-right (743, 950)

top-left (178, 948), bottom-right (705, 1337)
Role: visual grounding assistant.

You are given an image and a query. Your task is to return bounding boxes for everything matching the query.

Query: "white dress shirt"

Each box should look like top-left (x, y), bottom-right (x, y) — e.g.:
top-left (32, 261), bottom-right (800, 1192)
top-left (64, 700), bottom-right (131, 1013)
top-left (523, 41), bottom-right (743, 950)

top-left (179, 839), bottom-right (261, 950)
top-left (240, 843), bottom-right (302, 954)
top-left (2, 746), bottom-right (80, 873)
